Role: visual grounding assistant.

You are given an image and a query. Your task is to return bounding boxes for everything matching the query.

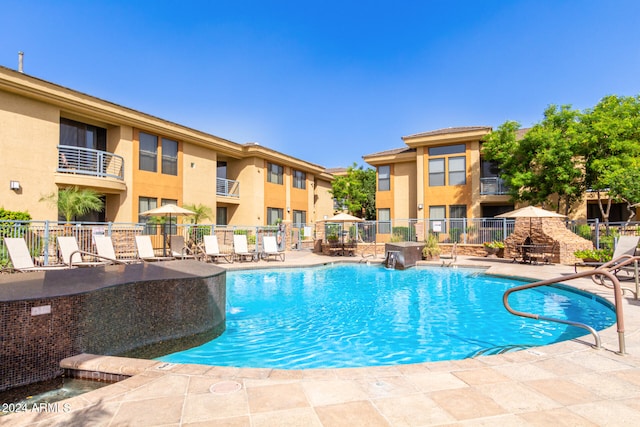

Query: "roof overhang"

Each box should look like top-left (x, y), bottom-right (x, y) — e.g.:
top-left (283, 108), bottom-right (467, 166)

top-left (402, 127), bottom-right (492, 148)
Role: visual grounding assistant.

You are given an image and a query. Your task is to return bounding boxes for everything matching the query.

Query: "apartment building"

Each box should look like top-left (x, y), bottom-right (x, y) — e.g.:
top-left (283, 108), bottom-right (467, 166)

top-left (363, 126), bottom-right (634, 242)
top-left (0, 66), bottom-right (334, 226)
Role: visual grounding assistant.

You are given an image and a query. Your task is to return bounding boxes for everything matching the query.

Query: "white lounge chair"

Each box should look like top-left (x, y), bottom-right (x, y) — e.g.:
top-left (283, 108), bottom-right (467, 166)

top-left (57, 236), bottom-right (112, 267)
top-left (94, 235), bottom-right (139, 264)
top-left (575, 235), bottom-right (640, 273)
top-left (3, 237), bottom-right (71, 272)
top-left (233, 234), bottom-right (257, 262)
top-left (134, 235), bottom-right (174, 261)
top-left (170, 235), bottom-right (196, 259)
top-left (261, 235), bottom-right (285, 261)
top-left (200, 235), bottom-right (233, 263)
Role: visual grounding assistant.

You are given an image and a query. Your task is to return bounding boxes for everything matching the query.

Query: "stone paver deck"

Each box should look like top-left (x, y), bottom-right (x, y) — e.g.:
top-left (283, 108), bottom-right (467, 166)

top-left (4, 251), bottom-right (640, 426)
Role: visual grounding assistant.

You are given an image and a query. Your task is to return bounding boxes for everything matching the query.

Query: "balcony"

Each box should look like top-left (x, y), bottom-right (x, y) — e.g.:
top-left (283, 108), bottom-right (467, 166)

top-left (480, 177), bottom-right (509, 195)
top-left (217, 177), bottom-right (240, 198)
top-left (58, 145), bottom-right (124, 180)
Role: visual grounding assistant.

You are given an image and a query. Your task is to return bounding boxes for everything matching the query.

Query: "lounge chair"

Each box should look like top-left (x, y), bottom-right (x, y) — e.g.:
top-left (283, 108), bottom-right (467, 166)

top-left (200, 235), bottom-right (233, 263)
top-left (57, 236), bottom-right (113, 267)
top-left (134, 235), bottom-right (174, 261)
top-left (261, 235), bottom-right (285, 261)
top-left (574, 235), bottom-right (640, 273)
top-left (3, 237), bottom-right (71, 272)
top-left (170, 235), bottom-right (197, 259)
top-left (94, 235), bottom-right (139, 264)
top-left (233, 234), bottom-right (257, 262)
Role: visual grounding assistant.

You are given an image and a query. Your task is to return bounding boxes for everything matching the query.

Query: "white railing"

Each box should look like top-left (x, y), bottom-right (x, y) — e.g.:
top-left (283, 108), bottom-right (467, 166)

top-left (216, 178), bottom-right (240, 197)
top-left (480, 177), bottom-right (509, 195)
top-left (57, 145), bottom-right (124, 180)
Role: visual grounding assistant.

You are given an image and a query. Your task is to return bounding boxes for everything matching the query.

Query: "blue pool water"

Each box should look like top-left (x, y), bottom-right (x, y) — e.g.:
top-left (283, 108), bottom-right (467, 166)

top-left (158, 264), bottom-right (616, 369)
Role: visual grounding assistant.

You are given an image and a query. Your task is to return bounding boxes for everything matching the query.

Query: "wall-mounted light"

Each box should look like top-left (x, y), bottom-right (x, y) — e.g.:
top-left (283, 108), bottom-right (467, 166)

top-left (10, 180), bottom-right (20, 191)
top-left (418, 203), bottom-right (424, 210)
top-left (287, 207), bottom-right (291, 213)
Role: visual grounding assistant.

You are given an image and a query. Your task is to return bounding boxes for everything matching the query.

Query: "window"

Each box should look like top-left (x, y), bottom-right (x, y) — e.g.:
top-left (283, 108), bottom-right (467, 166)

top-left (293, 210), bottom-right (306, 227)
top-left (448, 156), bottom-right (466, 185)
top-left (216, 207), bottom-right (228, 226)
top-left (60, 118), bottom-right (106, 150)
top-left (378, 208), bottom-right (391, 234)
top-left (293, 170), bottom-right (306, 189)
top-left (139, 132), bottom-right (158, 172)
top-left (428, 144), bottom-right (465, 156)
top-left (429, 205), bottom-right (446, 233)
top-left (267, 207), bottom-right (283, 225)
top-left (162, 199), bottom-right (178, 235)
top-left (138, 197), bottom-right (158, 234)
top-left (449, 205), bottom-right (467, 242)
top-left (162, 138), bottom-right (178, 176)
top-left (378, 165), bottom-right (390, 191)
top-left (428, 144), bottom-right (466, 187)
top-left (428, 159), bottom-right (445, 186)
top-left (267, 163), bottom-right (284, 184)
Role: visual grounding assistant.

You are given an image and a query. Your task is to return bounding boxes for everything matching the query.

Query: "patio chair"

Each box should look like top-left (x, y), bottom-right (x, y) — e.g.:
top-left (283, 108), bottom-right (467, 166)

top-left (200, 235), bottom-right (233, 263)
top-left (57, 236), bottom-right (113, 267)
top-left (170, 235), bottom-right (197, 260)
top-left (94, 235), bottom-right (139, 264)
top-left (233, 234), bottom-right (257, 262)
top-left (574, 235), bottom-right (640, 273)
top-left (3, 237), bottom-right (71, 272)
top-left (261, 235), bottom-right (285, 262)
top-left (134, 235), bottom-right (175, 262)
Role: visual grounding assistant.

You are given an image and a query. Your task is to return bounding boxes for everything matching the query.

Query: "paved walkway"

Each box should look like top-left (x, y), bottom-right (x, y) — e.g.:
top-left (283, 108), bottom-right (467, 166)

top-left (4, 252), bottom-right (640, 426)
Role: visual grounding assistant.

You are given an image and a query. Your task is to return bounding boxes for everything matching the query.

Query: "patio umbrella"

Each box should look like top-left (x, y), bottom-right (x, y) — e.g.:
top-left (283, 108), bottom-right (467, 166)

top-left (140, 204), bottom-right (196, 256)
top-left (324, 213), bottom-right (364, 243)
top-left (495, 206), bottom-right (565, 235)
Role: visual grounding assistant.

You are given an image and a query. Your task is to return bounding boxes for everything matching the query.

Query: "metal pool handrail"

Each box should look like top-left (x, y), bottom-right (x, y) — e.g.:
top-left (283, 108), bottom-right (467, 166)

top-left (503, 266), bottom-right (627, 355)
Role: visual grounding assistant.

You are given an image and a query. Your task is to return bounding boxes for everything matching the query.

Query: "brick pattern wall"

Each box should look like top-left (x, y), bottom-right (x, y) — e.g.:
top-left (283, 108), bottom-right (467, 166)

top-left (504, 217), bottom-right (593, 265)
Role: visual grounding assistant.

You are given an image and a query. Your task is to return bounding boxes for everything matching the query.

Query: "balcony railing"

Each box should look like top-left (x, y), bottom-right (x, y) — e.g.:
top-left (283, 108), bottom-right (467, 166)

top-left (216, 177), bottom-right (240, 198)
top-left (57, 145), bottom-right (124, 180)
top-left (480, 177), bottom-right (509, 195)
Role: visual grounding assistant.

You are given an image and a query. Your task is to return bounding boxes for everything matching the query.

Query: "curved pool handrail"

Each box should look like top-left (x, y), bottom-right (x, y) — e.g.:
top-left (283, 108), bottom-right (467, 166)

top-left (503, 266), bottom-right (627, 355)
top-left (589, 254), bottom-right (639, 298)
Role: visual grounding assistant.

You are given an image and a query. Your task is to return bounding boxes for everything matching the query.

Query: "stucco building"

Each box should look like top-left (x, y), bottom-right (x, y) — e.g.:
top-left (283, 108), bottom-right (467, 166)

top-left (0, 65), bottom-right (334, 227)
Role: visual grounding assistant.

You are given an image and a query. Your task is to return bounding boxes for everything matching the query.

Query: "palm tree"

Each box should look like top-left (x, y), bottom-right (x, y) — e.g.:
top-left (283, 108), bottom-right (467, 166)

top-left (40, 186), bottom-right (104, 223)
top-left (183, 203), bottom-right (213, 224)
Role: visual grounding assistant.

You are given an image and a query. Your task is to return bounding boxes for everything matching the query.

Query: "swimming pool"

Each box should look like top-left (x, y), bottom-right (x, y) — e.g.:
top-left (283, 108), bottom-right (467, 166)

top-left (158, 264), bottom-right (616, 369)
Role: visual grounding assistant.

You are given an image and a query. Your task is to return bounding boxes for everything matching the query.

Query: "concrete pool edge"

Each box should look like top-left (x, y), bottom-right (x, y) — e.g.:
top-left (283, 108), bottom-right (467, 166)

top-left (5, 253), bottom-right (640, 425)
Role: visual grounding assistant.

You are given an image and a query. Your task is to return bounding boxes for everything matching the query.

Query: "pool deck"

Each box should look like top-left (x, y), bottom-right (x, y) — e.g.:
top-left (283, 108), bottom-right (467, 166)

top-left (5, 251), bottom-right (640, 426)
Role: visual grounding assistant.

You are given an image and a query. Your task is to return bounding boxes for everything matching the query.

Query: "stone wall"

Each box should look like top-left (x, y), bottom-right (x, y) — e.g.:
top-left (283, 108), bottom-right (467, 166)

top-left (504, 217), bottom-right (593, 265)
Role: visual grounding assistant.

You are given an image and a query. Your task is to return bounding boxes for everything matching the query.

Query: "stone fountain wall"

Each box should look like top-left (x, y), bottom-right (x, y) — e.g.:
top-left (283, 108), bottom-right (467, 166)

top-left (504, 217), bottom-right (593, 264)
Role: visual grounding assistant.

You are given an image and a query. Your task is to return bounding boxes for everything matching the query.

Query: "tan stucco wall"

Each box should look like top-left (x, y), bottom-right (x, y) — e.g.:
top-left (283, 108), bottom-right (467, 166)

top-left (183, 143), bottom-right (217, 217)
top-left (313, 178), bottom-right (334, 222)
top-left (229, 157), bottom-right (263, 225)
top-left (392, 161), bottom-right (417, 220)
top-left (0, 91), bottom-right (60, 219)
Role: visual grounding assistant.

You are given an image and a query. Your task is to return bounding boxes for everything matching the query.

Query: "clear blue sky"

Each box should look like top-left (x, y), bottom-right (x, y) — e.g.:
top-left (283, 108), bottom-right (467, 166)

top-left (2, 1), bottom-right (639, 168)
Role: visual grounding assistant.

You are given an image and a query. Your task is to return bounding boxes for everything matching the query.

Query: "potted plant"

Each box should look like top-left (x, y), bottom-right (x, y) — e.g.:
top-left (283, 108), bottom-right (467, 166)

top-left (422, 233), bottom-right (441, 260)
top-left (483, 241), bottom-right (504, 257)
top-left (573, 248), bottom-right (611, 263)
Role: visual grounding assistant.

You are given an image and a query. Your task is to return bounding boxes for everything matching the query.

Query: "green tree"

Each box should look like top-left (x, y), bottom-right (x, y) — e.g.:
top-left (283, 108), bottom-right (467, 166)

top-left (183, 203), bottom-right (213, 224)
top-left (578, 94), bottom-right (640, 223)
top-left (330, 163), bottom-right (376, 219)
top-left (482, 105), bottom-right (584, 215)
top-left (40, 186), bottom-right (103, 223)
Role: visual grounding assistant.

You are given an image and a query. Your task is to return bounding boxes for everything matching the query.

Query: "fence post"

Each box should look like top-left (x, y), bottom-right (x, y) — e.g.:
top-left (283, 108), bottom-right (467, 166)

top-left (43, 220), bottom-right (50, 266)
top-left (595, 218), bottom-right (600, 249)
top-left (503, 218), bottom-right (508, 241)
top-left (463, 218), bottom-right (467, 244)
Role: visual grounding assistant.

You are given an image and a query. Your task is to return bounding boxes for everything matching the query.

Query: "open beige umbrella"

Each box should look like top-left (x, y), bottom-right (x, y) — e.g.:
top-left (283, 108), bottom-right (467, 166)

top-left (496, 206), bottom-right (565, 236)
top-left (324, 213), bottom-right (364, 246)
top-left (140, 204), bottom-right (196, 256)
top-left (495, 206), bottom-right (566, 219)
